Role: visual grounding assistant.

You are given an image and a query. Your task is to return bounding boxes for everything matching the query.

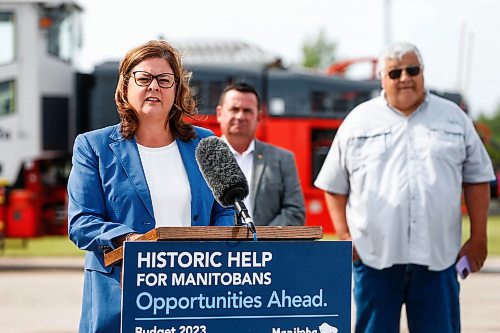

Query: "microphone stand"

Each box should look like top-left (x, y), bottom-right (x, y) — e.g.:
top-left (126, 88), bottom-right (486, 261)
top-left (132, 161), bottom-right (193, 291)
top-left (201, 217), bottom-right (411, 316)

top-left (234, 199), bottom-right (257, 241)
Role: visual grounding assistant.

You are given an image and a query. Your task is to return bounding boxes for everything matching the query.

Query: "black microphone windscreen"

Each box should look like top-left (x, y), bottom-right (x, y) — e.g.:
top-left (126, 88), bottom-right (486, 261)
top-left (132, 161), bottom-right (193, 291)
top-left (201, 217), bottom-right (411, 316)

top-left (195, 136), bottom-right (249, 206)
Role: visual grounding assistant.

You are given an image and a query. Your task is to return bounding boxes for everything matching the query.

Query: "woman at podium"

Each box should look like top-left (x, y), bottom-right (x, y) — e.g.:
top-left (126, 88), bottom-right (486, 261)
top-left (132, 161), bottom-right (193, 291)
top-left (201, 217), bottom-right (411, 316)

top-left (67, 40), bottom-right (235, 332)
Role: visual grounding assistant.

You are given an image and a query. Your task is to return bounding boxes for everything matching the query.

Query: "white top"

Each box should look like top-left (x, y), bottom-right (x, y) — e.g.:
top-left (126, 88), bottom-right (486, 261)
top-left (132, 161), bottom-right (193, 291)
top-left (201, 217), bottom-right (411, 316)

top-left (315, 91), bottom-right (495, 270)
top-left (137, 141), bottom-right (191, 227)
top-left (222, 137), bottom-right (255, 218)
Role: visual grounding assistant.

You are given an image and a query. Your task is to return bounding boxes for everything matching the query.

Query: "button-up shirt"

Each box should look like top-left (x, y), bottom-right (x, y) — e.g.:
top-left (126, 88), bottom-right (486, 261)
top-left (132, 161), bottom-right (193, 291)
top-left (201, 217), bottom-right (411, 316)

top-left (315, 91), bottom-right (495, 270)
top-left (222, 137), bottom-right (255, 218)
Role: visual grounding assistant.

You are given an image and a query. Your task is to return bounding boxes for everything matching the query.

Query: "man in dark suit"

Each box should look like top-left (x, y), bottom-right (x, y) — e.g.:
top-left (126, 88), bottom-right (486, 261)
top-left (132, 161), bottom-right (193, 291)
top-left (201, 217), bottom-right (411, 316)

top-left (216, 82), bottom-right (305, 226)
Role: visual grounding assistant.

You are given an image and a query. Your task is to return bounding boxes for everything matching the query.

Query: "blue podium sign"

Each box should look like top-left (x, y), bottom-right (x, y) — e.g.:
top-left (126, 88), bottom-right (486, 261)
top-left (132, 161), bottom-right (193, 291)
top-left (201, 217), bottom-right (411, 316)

top-left (121, 241), bottom-right (351, 333)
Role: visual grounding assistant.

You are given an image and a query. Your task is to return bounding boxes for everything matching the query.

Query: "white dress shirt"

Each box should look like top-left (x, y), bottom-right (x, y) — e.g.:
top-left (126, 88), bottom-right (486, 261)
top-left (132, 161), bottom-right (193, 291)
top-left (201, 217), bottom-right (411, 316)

top-left (222, 137), bottom-right (255, 218)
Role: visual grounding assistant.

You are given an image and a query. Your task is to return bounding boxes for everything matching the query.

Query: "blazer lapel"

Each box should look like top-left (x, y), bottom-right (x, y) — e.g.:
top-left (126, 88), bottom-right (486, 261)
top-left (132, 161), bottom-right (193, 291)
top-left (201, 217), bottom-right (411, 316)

top-left (177, 138), bottom-right (200, 219)
top-left (108, 128), bottom-right (155, 220)
top-left (252, 141), bottom-right (266, 213)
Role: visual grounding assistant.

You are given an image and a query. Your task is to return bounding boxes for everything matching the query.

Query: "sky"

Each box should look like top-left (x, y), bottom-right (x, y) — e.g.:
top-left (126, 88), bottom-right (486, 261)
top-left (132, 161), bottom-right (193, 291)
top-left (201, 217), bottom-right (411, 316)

top-left (75, 0), bottom-right (500, 118)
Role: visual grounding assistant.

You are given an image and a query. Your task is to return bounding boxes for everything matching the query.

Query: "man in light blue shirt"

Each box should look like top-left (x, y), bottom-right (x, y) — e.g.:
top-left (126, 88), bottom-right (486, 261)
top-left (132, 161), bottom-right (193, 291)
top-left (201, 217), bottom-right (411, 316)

top-left (315, 42), bottom-right (494, 333)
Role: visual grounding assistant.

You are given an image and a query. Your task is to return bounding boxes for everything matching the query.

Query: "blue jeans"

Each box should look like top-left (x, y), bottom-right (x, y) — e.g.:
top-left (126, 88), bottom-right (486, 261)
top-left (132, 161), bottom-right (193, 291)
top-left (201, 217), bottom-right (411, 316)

top-left (353, 262), bottom-right (460, 333)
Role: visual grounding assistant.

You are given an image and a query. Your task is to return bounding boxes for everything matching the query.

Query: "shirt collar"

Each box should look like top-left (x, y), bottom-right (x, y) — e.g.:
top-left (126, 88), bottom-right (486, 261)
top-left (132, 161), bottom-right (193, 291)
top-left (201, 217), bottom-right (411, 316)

top-left (221, 136), bottom-right (255, 157)
top-left (380, 89), bottom-right (430, 117)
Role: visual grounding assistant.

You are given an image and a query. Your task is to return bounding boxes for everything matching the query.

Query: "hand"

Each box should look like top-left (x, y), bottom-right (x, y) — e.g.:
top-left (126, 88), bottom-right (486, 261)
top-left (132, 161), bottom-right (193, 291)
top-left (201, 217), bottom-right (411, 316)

top-left (114, 232), bottom-right (143, 248)
top-left (352, 246), bottom-right (360, 262)
top-left (458, 237), bottom-right (487, 273)
top-left (126, 233), bottom-right (143, 241)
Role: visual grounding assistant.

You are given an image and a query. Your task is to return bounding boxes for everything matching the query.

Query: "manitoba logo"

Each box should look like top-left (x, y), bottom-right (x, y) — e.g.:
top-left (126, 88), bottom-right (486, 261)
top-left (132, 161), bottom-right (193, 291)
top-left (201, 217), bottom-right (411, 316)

top-left (319, 323), bottom-right (338, 333)
top-left (272, 323), bottom-right (339, 333)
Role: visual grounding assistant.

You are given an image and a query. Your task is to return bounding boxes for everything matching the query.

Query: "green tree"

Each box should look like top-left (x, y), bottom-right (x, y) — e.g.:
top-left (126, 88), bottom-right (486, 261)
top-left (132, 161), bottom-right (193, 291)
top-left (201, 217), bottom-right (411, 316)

top-left (477, 105), bottom-right (500, 141)
top-left (301, 28), bottom-right (337, 69)
top-left (477, 104), bottom-right (500, 169)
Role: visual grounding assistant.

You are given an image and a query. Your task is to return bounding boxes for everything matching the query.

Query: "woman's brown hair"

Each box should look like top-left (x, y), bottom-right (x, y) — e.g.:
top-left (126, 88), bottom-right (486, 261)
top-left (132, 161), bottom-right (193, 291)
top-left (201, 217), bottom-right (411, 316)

top-left (115, 40), bottom-right (197, 141)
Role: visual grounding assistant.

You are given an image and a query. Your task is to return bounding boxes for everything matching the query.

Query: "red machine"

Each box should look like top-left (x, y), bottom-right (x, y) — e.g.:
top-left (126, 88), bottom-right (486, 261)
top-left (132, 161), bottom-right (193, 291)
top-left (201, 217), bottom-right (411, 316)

top-left (3, 157), bottom-right (69, 238)
top-left (0, 187), bottom-right (5, 245)
top-left (327, 57), bottom-right (378, 80)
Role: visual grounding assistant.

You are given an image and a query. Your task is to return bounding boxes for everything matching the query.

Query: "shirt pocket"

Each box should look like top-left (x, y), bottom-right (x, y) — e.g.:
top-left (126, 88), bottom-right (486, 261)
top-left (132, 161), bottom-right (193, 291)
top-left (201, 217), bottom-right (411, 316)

top-left (347, 127), bottom-right (391, 173)
top-left (428, 125), bottom-right (466, 164)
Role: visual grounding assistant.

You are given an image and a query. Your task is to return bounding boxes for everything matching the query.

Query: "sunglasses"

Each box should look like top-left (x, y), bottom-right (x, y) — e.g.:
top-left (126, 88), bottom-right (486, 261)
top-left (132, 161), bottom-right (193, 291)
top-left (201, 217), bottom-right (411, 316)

top-left (387, 66), bottom-right (421, 80)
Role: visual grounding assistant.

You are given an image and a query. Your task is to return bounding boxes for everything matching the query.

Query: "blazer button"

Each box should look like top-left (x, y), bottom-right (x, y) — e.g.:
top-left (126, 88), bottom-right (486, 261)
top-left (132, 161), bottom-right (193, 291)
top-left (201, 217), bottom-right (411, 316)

top-left (193, 214), bottom-right (199, 221)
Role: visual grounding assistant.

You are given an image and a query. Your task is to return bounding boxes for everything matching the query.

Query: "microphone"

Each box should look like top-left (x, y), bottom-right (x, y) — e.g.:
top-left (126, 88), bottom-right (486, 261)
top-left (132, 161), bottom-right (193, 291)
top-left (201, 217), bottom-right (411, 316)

top-left (195, 136), bottom-right (257, 236)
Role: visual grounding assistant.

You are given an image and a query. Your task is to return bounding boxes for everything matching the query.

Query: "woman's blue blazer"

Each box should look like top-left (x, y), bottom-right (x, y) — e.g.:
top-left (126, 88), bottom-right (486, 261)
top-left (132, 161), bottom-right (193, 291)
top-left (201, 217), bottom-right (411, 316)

top-left (67, 124), bottom-right (234, 332)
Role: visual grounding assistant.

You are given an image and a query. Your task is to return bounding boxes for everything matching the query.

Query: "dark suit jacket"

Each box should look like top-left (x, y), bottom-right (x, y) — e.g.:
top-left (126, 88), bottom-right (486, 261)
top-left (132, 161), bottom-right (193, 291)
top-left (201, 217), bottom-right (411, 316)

top-left (250, 140), bottom-right (306, 226)
top-left (67, 124), bottom-right (234, 332)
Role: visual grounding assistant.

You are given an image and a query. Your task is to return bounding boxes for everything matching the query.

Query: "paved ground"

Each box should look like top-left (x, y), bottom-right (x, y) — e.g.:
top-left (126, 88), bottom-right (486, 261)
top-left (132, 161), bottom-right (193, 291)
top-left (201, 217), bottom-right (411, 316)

top-left (0, 256), bottom-right (498, 333)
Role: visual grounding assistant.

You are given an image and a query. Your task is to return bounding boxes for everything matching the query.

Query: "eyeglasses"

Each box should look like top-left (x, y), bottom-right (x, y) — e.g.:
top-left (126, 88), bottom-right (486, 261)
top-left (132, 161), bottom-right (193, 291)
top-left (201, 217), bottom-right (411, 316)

top-left (131, 71), bottom-right (176, 88)
top-left (387, 66), bottom-right (421, 80)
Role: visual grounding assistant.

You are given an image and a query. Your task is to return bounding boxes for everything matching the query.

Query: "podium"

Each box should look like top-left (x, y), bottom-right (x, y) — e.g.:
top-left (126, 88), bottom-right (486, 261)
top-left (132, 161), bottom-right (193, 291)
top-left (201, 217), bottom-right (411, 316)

top-left (104, 226), bottom-right (323, 267)
top-left (105, 226), bottom-right (352, 333)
